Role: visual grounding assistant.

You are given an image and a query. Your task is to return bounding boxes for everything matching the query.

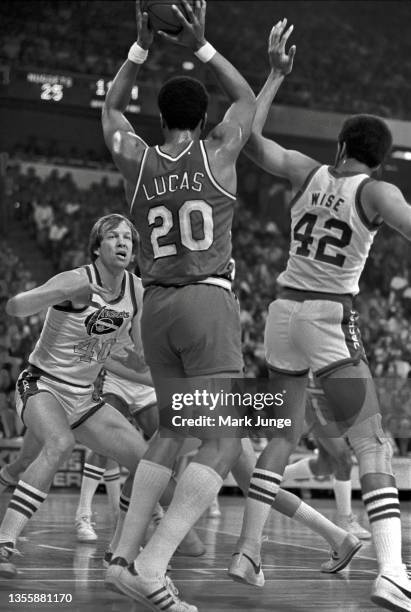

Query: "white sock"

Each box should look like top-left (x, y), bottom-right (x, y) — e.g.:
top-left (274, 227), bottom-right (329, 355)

top-left (75, 463), bottom-right (104, 520)
top-left (283, 457), bottom-right (313, 481)
top-left (363, 487), bottom-right (403, 574)
top-left (333, 479), bottom-right (352, 516)
top-left (136, 462), bottom-right (222, 577)
top-left (114, 460), bottom-right (172, 562)
top-left (0, 481), bottom-right (47, 544)
top-left (293, 501), bottom-right (347, 549)
top-left (237, 468), bottom-right (282, 559)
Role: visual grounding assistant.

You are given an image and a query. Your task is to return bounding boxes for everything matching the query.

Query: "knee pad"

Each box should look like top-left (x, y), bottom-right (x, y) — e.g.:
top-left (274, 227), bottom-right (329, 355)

top-left (346, 414), bottom-right (393, 478)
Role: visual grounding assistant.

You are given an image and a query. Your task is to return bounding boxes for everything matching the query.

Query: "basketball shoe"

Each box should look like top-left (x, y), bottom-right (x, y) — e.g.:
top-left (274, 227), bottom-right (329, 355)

top-left (321, 533), bottom-right (362, 573)
top-left (75, 515), bottom-right (97, 542)
top-left (0, 542), bottom-right (19, 578)
top-left (336, 513), bottom-right (371, 540)
top-left (105, 557), bottom-right (198, 611)
top-left (371, 565), bottom-right (411, 612)
top-left (228, 551), bottom-right (265, 587)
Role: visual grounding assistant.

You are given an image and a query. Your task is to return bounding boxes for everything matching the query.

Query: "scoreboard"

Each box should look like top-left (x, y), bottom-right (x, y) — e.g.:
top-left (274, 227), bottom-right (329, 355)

top-left (1, 67), bottom-right (146, 114)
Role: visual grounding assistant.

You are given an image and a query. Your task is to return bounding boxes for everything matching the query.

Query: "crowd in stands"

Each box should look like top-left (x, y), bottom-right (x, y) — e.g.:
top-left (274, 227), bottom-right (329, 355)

top-left (1, 1), bottom-right (411, 119)
top-left (1, 160), bottom-right (411, 449)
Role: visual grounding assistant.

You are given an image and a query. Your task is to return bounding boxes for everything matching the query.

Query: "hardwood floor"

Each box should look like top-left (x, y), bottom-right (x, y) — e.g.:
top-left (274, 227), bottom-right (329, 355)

top-left (0, 491), bottom-right (410, 611)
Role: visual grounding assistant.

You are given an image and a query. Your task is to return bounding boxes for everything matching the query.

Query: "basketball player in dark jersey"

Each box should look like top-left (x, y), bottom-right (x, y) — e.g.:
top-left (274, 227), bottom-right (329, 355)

top-left (101, 4), bottom-right (367, 610)
top-left (101, 1), bottom-right (254, 610)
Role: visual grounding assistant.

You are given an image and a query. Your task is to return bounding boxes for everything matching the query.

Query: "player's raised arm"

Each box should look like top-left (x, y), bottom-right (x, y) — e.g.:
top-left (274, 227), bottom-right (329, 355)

top-left (363, 180), bottom-right (411, 240)
top-left (159, 0), bottom-right (255, 157)
top-left (245, 19), bottom-right (318, 188)
top-left (5, 269), bottom-right (109, 317)
top-left (102, 0), bottom-right (153, 182)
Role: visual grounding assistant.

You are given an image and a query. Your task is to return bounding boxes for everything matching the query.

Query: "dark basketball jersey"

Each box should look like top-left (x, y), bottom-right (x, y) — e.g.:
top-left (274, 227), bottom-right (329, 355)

top-left (130, 140), bottom-right (236, 286)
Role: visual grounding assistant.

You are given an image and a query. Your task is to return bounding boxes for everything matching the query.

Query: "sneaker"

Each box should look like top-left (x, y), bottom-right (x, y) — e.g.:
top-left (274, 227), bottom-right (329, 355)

top-left (105, 558), bottom-right (198, 611)
top-left (207, 497), bottom-right (222, 519)
top-left (175, 529), bottom-right (205, 557)
top-left (75, 515), bottom-right (97, 542)
top-left (336, 513), bottom-right (371, 540)
top-left (371, 570), bottom-right (411, 612)
top-left (103, 550), bottom-right (112, 568)
top-left (0, 542), bottom-right (18, 578)
top-left (321, 533), bottom-right (362, 573)
top-left (0, 467), bottom-right (18, 489)
top-left (228, 552), bottom-right (265, 587)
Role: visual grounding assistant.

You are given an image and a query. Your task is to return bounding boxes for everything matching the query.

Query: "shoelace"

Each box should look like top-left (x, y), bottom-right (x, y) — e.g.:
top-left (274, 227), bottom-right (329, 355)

top-left (77, 516), bottom-right (96, 528)
top-left (165, 575), bottom-right (179, 598)
top-left (1, 545), bottom-right (22, 558)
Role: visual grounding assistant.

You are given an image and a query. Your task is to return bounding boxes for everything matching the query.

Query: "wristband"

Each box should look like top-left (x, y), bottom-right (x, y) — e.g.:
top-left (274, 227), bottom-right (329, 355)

top-left (194, 42), bottom-right (216, 63)
top-left (128, 42), bottom-right (148, 64)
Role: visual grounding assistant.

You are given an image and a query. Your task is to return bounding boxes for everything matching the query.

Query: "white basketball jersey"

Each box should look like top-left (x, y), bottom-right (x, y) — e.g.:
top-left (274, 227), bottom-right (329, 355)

top-left (278, 165), bottom-right (380, 295)
top-left (29, 264), bottom-right (138, 386)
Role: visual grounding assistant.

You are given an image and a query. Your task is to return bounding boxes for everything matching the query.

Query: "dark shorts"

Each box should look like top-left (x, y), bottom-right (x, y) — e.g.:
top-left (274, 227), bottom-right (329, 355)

top-left (141, 284), bottom-right (243, 377)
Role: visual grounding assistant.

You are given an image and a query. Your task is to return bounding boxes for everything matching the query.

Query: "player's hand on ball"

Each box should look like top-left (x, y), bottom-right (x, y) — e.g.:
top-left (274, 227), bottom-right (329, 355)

top-left (268, 18), bottom-right (296, 76)
top-left (159, 0), bottom-right (206, 50)
top-left (136, 0), bottom-right (154, 49)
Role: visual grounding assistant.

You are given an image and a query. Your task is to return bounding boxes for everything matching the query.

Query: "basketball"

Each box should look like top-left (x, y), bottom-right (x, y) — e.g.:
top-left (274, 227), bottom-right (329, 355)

top-left (142, 0), bottom-right (192, 35)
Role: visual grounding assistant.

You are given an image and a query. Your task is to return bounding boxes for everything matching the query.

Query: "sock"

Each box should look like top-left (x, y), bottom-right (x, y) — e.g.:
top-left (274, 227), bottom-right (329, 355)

top-left (236, 468), bottom-right (282, 560)
top-left (75, 463), bottom-right (105, 520)
top-left (114, 460), bottom-right (172, 562)
top-left (109, 491), bottom-right (130, 552)
top-left (0, 467), bottom-right (18, 495)
top-left (333, 479), bottom-right (352, 516)
top-left (283, 457), bottom-right (313, 481)
top-left (0, 481), bottom-right (47, 544)
top-left (363, 486), bottom-right (403, 574)
top-left (136, 462), bottom-right (222, 577)
top-left (104, 467), bottom-right (121, 512)
top-left (293, 501), bottom-right (347, 549)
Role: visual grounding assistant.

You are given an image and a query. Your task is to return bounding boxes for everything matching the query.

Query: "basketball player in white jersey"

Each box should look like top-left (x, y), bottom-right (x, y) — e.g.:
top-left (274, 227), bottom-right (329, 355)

top-left (0, 214), bottom-right (155, 578)
top-left (228, 21), bottom-right (411, 612)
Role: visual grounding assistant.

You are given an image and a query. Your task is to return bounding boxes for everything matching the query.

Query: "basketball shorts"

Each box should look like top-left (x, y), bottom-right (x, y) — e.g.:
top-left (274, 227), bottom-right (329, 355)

top-left (141, 284), bottom-right (243, 376)
top-left (265, 290), bottom-right (366, 376)
top-left (305, 386), bottom-right (337, 432)
top-left (16, 365), bottom-right (103, 429)
top-left (102, 371), bottom-right (157, 415)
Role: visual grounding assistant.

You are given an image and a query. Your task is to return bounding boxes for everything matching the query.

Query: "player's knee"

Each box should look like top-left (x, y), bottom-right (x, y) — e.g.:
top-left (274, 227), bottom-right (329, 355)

top-left (332, 448), bottom-right (353, 473)
top-left (43, 431), bottom-right (75, 464)
top-left (347, 414), bottom-right (393, 478)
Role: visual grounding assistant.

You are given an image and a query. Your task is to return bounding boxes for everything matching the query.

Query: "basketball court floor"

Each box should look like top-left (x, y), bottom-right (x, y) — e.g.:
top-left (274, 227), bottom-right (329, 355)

top-left (0, 491), bottom-right (410, 611)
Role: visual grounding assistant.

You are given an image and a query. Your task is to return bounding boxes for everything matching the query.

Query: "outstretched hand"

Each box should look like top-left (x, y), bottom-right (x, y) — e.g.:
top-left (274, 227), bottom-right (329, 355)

top-left (136, 0), bottom-right (154, 49)
top-left (268, 18), bottom-right (296, 76)
top-left (159, 0), bottom-right (206, 50)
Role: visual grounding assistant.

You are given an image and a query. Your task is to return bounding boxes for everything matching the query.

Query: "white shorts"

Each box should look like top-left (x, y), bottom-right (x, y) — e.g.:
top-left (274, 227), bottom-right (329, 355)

top-left (16, 365), bottom-right (103, 428)
top-left (265, 290), bottom-right (366, 377)
top-left (102, 371), bottom-right (157, 415)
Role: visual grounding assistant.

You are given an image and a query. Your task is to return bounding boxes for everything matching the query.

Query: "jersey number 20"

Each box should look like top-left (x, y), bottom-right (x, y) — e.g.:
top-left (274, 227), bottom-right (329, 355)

top-left (148, 200), bottom-right (213, 259)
